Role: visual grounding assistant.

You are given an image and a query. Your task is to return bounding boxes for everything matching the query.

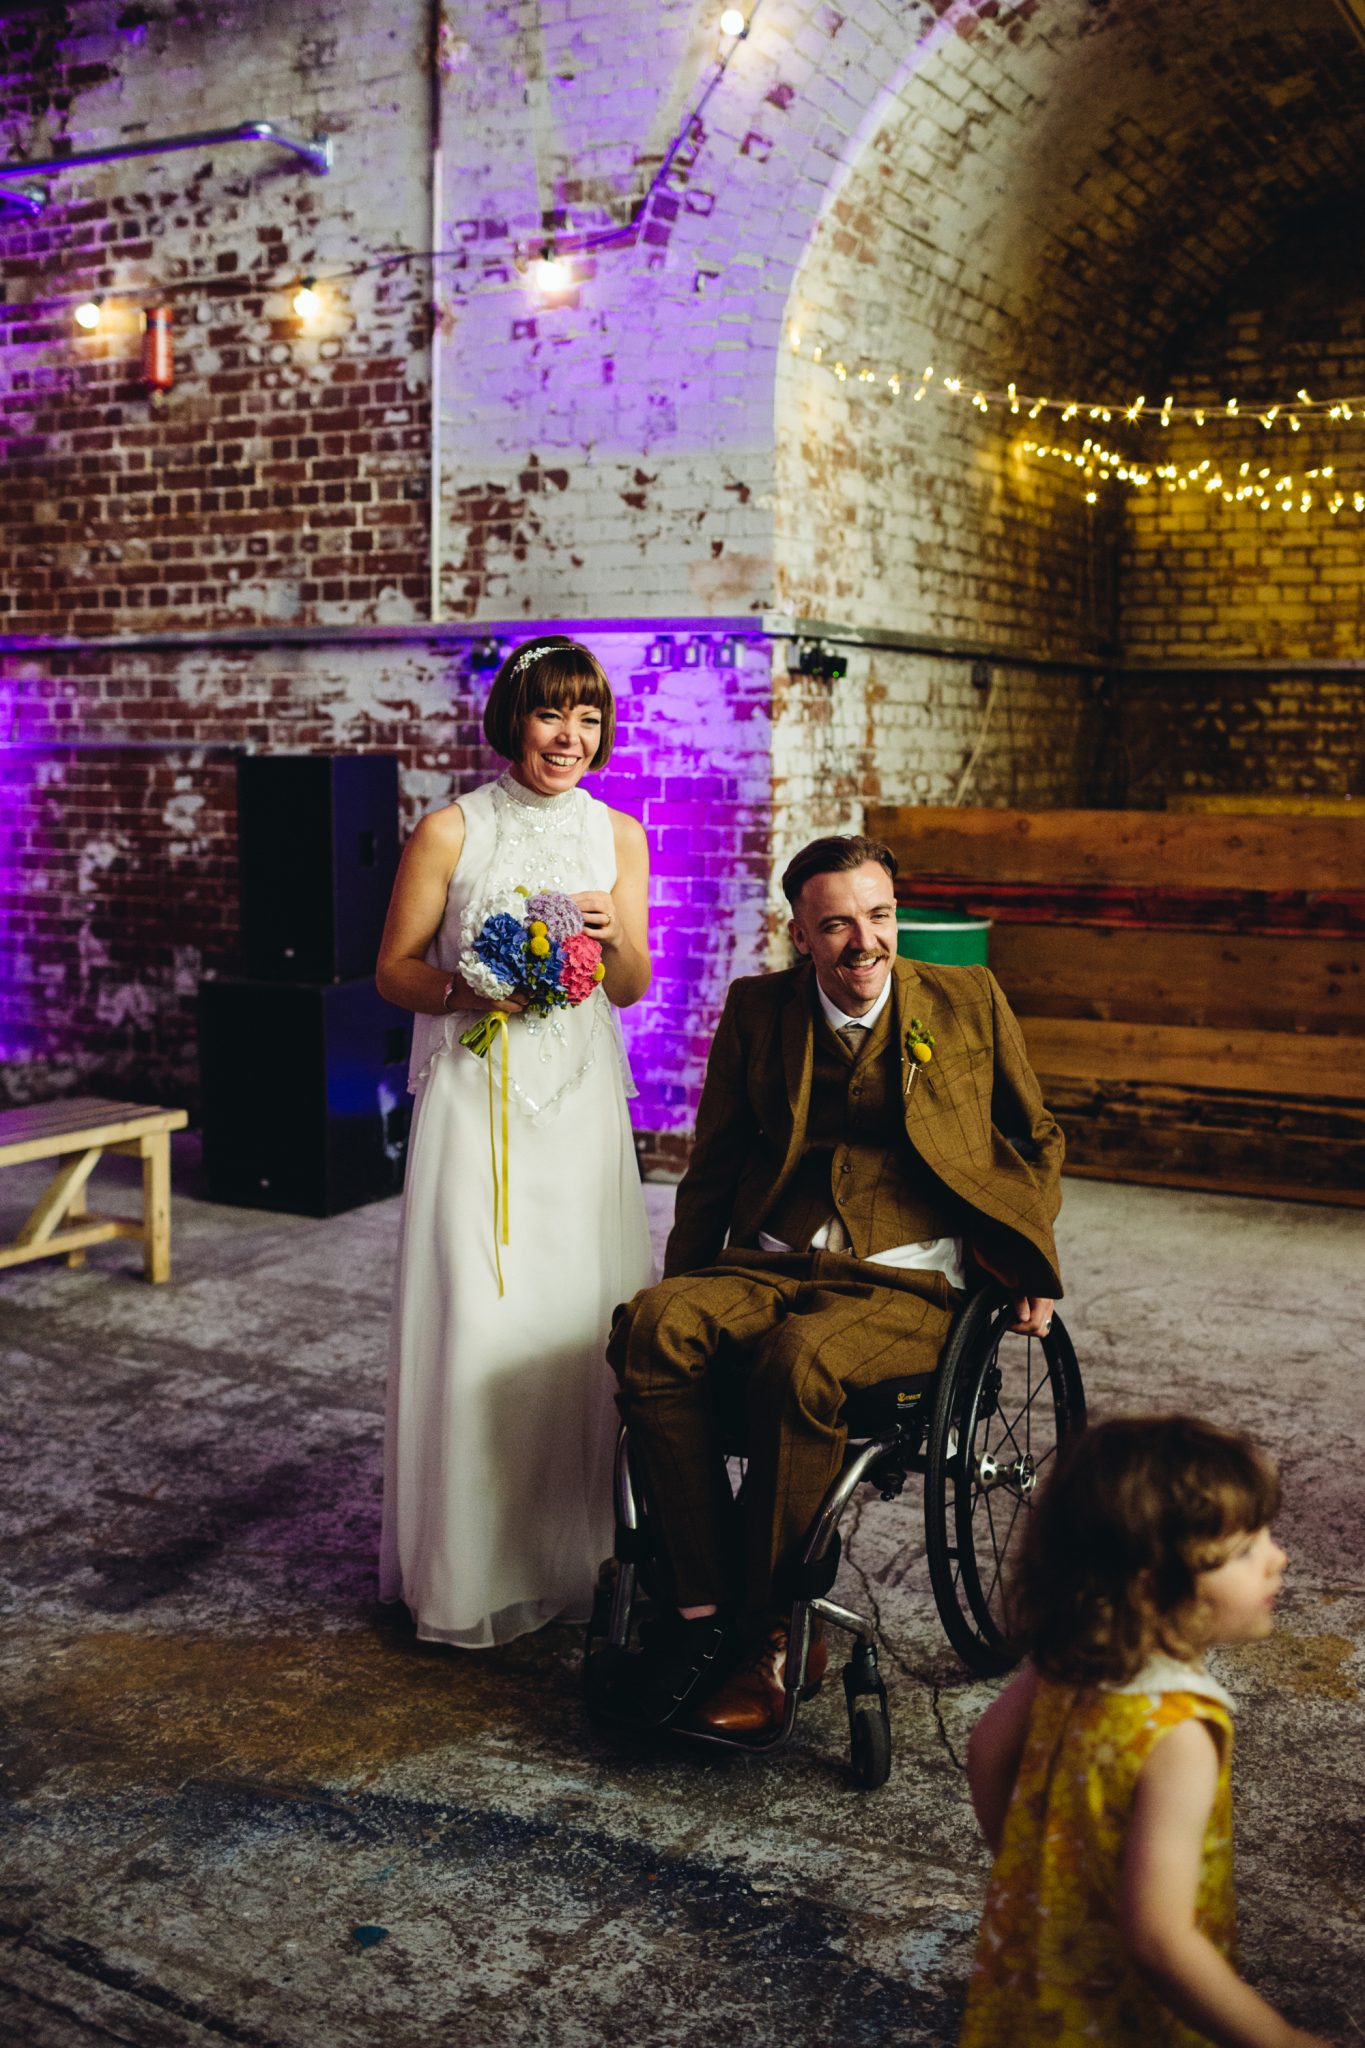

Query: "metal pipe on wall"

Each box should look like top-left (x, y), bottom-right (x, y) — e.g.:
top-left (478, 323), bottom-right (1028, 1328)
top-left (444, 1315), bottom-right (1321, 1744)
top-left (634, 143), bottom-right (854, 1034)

top-left (0, 120), bottom-right (332, 208)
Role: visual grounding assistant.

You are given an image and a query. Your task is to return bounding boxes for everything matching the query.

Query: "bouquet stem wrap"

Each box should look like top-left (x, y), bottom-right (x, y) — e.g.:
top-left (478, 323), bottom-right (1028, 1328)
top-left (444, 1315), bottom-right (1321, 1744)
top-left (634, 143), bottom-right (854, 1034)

top-left (456, 887), bottom-right (605, 1293)
top-left (466, 1009), bottom-right (511, 1295)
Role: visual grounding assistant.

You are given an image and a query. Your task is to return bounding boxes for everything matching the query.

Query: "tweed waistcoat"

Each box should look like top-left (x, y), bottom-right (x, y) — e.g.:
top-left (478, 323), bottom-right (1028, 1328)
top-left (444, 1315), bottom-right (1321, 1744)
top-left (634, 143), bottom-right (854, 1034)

top-left (763, 994), bottom-right (963, 1258)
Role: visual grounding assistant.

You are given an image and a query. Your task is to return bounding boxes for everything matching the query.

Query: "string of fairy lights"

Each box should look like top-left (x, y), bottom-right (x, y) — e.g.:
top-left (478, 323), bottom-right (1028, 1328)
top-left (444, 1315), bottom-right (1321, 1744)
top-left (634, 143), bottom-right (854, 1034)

top-left (786, 323), bottom-right (1365, 518)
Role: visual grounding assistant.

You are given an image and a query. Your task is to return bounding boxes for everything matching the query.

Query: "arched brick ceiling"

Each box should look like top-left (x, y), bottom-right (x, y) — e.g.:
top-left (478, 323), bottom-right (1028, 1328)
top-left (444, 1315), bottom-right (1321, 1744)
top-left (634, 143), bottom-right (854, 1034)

top-left (787, 0), bottom-right (1365, 398)
top-left (773, 0), bottom-right (1365, 629)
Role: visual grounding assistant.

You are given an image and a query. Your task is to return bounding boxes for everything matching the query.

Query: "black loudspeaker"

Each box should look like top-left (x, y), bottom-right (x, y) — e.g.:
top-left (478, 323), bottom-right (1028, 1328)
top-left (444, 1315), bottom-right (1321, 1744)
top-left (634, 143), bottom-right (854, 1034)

top-left (237, 754), bottom-right (400, 983)
top-left (198, 976), bottom-right (412, 1216)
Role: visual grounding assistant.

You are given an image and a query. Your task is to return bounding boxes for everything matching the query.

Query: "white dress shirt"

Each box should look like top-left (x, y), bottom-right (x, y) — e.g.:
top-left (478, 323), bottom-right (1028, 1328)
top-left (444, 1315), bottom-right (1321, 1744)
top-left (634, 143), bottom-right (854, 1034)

top-left (756, 973), bottom-right (966, 1288)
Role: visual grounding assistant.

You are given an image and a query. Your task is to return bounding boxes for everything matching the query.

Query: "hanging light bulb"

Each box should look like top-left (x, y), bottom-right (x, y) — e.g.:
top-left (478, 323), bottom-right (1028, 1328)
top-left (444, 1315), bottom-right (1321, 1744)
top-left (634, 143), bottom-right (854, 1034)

top-left (73, 298), bottom-right (103, 331)
top-left (529, 246), bottom-right (573, 299)
top-left (720, 8), bottom-right (747, 34)
top-left (292, 276), bottom-right (322, 321)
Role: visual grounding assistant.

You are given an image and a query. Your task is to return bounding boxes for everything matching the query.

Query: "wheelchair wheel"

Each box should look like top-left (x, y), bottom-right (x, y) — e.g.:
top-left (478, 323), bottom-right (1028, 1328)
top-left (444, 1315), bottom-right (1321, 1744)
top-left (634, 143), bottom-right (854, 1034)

top-left (924, 1291), bottom-right (1085, 1678)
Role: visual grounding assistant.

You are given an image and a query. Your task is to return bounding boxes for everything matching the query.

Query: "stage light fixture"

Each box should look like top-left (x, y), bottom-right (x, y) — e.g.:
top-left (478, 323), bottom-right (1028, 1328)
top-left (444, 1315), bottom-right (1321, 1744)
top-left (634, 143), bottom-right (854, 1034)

top-left (646, 634), bottom-right (675, 667)
top-left (73, 298), bottom-right (103, 331)
top-left (792, 641), bottom-right (848, 684)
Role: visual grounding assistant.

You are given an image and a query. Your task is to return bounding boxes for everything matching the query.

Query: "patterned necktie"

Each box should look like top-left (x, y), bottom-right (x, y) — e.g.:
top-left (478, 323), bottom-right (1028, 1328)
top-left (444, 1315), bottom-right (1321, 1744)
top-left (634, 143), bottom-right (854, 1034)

top-left (836, 1021), bottom-right (867, 1062)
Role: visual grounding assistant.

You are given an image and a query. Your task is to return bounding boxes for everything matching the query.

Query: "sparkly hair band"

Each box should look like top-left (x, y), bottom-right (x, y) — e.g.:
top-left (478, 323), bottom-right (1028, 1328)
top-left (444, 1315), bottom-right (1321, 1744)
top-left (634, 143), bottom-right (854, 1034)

top-left (509, 644), bottom-right (545, 677)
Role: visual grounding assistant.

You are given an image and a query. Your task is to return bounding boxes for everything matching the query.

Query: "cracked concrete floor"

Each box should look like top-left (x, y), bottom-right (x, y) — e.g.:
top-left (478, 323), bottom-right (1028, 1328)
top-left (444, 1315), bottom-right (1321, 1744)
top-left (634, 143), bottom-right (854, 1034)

top-left (1, 1142), bottom-right (1361, 2047)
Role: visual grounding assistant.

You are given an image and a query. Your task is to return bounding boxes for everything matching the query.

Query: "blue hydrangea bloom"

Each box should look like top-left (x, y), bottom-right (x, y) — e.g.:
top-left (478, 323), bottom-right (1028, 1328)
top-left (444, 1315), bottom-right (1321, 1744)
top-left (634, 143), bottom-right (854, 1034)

top-left (471, 911), bottom-right (528, 988)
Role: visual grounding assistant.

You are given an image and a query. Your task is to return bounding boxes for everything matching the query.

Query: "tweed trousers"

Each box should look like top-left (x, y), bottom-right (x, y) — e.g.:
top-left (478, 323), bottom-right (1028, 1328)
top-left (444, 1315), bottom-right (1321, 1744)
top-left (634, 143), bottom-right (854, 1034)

top-left (607, 1249), bottom-right (960, 1618)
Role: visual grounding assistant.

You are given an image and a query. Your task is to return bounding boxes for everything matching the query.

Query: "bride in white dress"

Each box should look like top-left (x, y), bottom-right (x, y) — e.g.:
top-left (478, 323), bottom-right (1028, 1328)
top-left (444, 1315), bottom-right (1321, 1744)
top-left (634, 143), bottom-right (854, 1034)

top-left (375, 637), bottom-right (655, 1647)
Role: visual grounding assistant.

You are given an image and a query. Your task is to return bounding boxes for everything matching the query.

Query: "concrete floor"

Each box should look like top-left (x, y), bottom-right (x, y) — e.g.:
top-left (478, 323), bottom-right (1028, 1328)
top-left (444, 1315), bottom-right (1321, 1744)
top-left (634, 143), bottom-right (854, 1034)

top-left (1, 1144), bottom-right (1361, 2047)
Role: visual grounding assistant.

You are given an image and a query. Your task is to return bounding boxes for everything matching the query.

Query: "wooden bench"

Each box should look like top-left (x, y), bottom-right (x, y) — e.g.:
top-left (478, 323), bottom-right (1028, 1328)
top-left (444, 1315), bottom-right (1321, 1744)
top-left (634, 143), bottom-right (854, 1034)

top-left (867, 805), bottom-right (1365, 1208)
top-left (0, 1098), bottom-right (189, 1282)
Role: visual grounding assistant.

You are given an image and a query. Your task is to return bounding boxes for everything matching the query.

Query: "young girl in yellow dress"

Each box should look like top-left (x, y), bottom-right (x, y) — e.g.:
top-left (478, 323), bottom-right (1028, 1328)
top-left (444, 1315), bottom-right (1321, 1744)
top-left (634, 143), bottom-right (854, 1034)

top-left (959, 1414), bottom-right (1332, 2048)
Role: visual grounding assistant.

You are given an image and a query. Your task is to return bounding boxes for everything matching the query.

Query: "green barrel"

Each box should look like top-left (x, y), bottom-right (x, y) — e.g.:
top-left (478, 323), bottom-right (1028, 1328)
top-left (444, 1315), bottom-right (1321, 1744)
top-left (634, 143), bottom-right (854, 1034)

top-left (896, 908), bottom-right (991, 967)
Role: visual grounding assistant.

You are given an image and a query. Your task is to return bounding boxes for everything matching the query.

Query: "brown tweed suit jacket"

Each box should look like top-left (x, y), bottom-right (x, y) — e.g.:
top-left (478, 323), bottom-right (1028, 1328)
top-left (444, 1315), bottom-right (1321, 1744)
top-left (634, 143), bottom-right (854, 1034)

top-left (665, 956), bottom-right (1064, 1299)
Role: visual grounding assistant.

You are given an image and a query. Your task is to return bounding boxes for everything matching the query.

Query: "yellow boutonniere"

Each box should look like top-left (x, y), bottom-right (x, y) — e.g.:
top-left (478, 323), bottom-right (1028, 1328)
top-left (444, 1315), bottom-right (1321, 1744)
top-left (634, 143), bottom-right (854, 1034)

top-left (904, 1019), bottom-right (935, 1096)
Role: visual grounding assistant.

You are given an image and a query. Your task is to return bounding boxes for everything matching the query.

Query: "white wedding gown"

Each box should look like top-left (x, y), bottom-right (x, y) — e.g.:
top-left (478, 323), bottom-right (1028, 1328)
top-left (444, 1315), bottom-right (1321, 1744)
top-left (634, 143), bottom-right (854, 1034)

top-left (380, 772), bottom-right (655, 1646)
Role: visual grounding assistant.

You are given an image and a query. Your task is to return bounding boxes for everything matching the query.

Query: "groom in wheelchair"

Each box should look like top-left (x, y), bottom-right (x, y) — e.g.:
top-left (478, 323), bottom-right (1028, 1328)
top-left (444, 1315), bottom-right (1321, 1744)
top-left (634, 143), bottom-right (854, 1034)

top-left (603, 832), bottom-right (1065, 1741)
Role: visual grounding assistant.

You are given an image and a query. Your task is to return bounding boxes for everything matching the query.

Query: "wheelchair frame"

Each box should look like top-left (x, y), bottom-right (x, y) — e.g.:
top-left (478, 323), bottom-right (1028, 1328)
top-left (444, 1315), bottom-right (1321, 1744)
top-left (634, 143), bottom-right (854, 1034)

top-left (585, 1283), bottom-right (1085, 1788)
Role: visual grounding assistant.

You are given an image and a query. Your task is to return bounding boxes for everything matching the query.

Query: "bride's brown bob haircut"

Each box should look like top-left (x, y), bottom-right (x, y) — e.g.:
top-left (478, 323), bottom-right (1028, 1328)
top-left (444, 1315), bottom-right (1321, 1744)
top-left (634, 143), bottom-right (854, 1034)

top-left (483, 637), bottom-right (616, 770)
top-left (1013, 1413), bottom-right (1281, 1686)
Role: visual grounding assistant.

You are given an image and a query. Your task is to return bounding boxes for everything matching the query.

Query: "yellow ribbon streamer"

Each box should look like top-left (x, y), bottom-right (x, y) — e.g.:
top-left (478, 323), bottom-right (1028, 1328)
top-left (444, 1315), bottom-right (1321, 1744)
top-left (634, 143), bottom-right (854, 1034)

top-left (485, 1010), bottom-right (511, 1295)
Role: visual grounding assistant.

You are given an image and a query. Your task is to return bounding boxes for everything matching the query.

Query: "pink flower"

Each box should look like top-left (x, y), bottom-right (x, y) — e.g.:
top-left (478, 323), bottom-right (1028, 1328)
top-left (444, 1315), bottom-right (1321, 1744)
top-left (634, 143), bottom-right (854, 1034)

top-left (560, 930), bottom-right (603, 1003)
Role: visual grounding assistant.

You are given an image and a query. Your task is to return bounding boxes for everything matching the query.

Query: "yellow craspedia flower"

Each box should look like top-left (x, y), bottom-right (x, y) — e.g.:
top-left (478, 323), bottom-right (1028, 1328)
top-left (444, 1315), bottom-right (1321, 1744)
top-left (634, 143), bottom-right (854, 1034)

top-left (910, 1040), bottom-right (933, 1065)
top-left (592, 962), bottom-right (606, 982)
top-left (530, 934), bottom-right (551, 958)
top-left (529, 920), bottom-right (547, 937)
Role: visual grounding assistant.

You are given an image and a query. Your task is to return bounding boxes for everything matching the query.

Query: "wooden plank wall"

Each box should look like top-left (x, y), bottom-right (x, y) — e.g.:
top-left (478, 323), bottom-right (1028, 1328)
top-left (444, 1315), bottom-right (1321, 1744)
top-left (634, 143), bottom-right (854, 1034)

top-left (868, 805), bottom-right (1365, 1206)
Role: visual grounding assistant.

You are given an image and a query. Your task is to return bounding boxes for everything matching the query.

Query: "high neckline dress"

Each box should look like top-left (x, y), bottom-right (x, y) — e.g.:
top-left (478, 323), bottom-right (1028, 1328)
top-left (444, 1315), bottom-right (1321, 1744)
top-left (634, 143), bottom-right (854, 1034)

top-left (380, 772), bottom-right (655, 1647)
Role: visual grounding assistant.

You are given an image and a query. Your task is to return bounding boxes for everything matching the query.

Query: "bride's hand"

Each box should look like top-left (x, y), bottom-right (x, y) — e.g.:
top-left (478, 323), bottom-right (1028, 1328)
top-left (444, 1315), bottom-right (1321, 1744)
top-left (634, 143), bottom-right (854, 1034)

top-left (446, 973), bottom-right (530, 1016)
top-left (571, 889), bottom-right (621, 946)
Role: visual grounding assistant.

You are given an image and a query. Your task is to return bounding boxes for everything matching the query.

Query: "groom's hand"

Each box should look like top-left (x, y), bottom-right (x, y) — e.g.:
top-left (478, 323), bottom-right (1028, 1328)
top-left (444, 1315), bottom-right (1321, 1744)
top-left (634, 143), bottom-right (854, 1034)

top-left (1009, 1295), bottom-right (1054, 1337)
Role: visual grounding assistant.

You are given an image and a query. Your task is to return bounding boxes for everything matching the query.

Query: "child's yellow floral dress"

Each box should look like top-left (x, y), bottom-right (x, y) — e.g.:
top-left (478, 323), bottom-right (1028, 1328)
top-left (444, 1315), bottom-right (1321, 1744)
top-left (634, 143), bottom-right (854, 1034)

top-left (960, 1656), bottom-right (1236, 2046)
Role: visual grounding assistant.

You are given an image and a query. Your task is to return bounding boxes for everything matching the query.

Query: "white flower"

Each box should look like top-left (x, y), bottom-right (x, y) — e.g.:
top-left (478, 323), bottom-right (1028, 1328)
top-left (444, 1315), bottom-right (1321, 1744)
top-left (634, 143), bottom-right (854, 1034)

top-left (460, 950), bottom-right (514, 1000)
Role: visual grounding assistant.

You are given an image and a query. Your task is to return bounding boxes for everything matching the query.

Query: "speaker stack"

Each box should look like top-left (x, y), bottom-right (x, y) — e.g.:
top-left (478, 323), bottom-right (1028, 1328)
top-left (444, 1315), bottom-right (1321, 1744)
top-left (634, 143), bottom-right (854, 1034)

top-left (198, 755), bottom-right (413, 1217)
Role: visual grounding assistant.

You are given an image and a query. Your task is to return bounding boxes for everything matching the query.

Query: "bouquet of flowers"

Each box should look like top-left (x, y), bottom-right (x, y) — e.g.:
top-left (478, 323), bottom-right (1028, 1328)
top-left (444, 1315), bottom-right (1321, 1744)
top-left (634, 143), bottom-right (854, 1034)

top-left (458, 886), bottom-right (605, 1057)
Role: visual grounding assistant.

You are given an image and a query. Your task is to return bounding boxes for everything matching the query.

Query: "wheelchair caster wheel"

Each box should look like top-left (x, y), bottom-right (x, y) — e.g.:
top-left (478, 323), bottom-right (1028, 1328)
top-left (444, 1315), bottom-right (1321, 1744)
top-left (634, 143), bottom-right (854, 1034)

top-left (843, 1663), bottom-right (892, 1790)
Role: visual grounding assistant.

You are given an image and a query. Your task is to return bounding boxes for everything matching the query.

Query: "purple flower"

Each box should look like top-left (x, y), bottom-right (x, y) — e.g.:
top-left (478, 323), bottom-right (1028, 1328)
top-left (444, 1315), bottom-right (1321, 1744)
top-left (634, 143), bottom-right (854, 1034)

top-left (525, 889), bottom-right (584, 941)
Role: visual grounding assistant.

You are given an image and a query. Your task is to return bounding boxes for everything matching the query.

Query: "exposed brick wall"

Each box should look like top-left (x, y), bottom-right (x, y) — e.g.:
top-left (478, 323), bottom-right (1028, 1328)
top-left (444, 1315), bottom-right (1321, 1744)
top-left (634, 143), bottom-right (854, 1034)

top-left (1122, 224), bottom-right (1365, 663)
top-left (765, 648), bottom-right (1105, 956)
top-left (0, 0), bottom-right (432, 633)
top-left (0, 640), bottom-right (469, 1102)
top-left (0, 738), bottom-right (238, 1103)
top-left (1114, 212), bottom-right (1365, 802)
top-left (1118, 670), bottom-right (1365, 808)
top-left (773, 0), bottom-right (1365, 640)
top-left (0, 633), bottom-right (773, 1138)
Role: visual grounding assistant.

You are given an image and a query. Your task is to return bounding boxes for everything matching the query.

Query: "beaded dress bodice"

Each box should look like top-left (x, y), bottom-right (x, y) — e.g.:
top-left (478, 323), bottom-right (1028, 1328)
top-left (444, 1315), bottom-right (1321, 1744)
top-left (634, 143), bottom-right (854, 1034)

top-left (407, 772), bottom-right (632, 1114)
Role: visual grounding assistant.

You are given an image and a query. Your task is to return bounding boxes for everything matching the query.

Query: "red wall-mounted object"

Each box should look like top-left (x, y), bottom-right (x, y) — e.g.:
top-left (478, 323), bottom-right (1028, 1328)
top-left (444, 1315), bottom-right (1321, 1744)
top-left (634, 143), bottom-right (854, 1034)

top-left (141, 306), bottom-right (173, 389)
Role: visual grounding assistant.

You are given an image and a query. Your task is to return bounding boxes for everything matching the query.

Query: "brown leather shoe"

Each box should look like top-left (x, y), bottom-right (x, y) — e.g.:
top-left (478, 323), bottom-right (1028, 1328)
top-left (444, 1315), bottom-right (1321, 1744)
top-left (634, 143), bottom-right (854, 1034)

top-left (691, 1617), bottom-right (827, 1737)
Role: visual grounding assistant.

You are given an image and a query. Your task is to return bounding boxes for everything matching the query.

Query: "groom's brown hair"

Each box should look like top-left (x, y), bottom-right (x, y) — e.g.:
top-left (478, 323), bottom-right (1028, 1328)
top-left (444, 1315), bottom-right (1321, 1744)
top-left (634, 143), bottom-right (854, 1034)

top-left (781, 834), bottom-right (898, 910)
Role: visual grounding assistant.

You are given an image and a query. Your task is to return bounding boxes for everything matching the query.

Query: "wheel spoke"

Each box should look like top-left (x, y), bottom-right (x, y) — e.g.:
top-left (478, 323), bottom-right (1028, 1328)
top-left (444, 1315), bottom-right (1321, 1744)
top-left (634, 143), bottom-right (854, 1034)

top-left (981, 1485), bottom-right (1004, 1593)
top-left (981, 1490), bottom-right (1024, 1617)
top-left (994, 1347), bottom-right (1053, 1450)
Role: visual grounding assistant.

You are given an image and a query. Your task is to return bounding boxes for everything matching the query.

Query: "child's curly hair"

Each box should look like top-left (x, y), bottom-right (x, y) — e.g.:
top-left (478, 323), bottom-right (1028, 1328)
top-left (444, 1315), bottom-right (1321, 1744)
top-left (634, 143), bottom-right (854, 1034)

top-left (1014, 1413), bottom-right (1281, 1685)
